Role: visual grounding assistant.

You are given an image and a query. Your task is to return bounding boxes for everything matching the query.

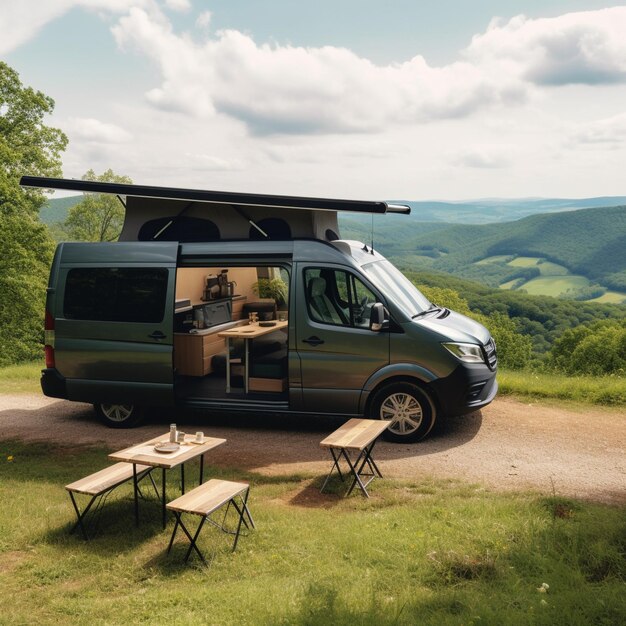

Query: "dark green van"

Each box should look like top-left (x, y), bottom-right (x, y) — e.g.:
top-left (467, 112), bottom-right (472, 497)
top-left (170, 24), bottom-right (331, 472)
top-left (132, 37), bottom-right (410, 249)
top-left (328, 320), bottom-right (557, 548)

top-left (24, 176), bottom-right (497, 442)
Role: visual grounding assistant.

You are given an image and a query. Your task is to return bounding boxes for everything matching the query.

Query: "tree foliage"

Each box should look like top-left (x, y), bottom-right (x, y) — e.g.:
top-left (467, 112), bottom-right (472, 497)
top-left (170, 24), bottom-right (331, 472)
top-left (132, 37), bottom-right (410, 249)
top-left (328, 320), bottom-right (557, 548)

top-left (0, 62), bottom-right (67, 366)
top-left (64, 169), bottom-right (131, 241)
top-left (409, 270), bottom-right (626, 358)
top-left (345, 205), bottom-right (626, 294)
top-left (418, 283), bottom-right (533, 370)
top-left (549, 320), bottom-right (626, 375)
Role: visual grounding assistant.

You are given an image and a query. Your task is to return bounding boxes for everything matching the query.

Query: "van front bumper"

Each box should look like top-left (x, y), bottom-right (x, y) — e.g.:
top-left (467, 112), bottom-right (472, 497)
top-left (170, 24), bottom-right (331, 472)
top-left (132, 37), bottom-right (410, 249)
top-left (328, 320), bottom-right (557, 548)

top-left (41, 368), bottom-right (68, 399)
top-left (429, 364), bottom-right (497, 416)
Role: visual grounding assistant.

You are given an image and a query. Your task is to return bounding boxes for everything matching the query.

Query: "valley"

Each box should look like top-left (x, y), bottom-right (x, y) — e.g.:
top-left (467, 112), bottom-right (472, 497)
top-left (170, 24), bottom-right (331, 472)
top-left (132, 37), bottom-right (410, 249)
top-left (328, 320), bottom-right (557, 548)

top-left (41, 195), bottom-right (626, 303)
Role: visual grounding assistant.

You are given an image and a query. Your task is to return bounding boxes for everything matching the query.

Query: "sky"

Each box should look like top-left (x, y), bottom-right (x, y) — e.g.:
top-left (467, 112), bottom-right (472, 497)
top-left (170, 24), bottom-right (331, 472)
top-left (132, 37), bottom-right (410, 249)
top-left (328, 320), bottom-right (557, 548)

top-left (2, 0), bottom-right (626, 200)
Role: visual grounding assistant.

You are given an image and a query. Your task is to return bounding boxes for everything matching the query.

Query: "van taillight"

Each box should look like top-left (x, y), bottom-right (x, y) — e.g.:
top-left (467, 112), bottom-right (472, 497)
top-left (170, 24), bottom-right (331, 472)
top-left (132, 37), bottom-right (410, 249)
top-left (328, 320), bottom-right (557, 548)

top-left (44, 310), bottom-right (55, 368)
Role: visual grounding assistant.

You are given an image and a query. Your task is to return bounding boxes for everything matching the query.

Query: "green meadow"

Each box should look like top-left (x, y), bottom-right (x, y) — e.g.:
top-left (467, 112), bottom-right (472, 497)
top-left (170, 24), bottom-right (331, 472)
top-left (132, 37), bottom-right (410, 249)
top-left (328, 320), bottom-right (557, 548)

top-left (521, 275), bottom-right (590, 297)
top-left (0, 440), bottom-right (624, 626)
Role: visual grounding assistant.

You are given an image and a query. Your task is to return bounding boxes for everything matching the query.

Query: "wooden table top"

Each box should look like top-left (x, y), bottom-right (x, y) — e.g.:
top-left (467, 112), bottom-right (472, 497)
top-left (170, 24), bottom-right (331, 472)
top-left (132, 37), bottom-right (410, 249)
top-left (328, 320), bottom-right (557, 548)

top-left (320, 418), bottom-right (389, 452)
top-left (218, 319), bottom-right (288, 339)
top-left (109, 433), bottom-right (226, 469)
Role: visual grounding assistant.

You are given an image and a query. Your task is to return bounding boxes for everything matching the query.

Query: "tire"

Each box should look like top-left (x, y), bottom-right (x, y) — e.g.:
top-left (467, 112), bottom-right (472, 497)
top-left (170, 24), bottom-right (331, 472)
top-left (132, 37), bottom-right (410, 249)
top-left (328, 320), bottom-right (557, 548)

top-left (94, 403), bottom-right (144, 428)
top-left (369, 382), bottom-right (436, 443)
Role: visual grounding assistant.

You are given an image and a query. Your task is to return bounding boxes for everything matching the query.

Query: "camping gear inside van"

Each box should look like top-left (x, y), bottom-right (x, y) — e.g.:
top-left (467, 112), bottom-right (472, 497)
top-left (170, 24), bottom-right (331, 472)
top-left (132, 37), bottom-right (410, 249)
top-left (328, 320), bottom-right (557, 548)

top-left (22, 175), bottom-right (497, 442)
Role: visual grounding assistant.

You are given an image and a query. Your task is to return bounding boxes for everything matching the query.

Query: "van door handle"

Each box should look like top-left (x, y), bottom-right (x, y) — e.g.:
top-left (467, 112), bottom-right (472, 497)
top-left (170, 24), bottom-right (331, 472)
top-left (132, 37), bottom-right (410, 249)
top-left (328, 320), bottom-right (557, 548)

top-left (149, 331), bottom-right (167, 341)
top-left (302, 336), bottom-right (324, 346)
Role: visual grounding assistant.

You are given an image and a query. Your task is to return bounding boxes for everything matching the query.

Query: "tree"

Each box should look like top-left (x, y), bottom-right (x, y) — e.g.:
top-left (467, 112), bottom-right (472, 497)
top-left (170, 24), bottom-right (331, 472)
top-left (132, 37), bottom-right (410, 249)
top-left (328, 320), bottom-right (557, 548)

top-left (0, 62), bottom-right (67, 366)
top-left (549, 320), bottom-right (626, 375)
top-left (418, 283), bottom-right (532, 369)
top-left (64, 169), bottom-right (131, 241)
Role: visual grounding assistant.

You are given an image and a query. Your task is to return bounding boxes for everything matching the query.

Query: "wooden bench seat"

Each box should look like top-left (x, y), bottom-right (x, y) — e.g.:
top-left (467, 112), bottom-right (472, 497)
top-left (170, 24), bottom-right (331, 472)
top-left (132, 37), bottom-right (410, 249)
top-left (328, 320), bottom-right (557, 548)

top-left (166, 479), bottom-right (255, 562)
top-left (66, 462), bottom-right (155, 539)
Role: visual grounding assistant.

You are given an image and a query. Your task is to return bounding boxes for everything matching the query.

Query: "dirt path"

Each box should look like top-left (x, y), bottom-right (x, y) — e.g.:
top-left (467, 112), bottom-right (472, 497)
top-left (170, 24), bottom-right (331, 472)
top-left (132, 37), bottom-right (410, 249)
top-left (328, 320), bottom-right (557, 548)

top-left (1, 394), bottom-right (624, 504)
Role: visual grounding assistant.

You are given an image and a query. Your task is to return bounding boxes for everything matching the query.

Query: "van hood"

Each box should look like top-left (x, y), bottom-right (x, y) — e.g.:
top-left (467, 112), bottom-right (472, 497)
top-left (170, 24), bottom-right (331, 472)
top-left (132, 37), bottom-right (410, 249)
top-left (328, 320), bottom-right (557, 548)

top-left (412, 309), bottom-right (491, 345)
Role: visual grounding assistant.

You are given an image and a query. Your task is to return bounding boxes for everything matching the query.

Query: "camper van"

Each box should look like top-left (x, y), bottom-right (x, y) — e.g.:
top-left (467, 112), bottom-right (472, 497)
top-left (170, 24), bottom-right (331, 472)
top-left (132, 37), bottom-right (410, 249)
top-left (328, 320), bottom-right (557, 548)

top-left (23, 176), bottom-right (497, 442)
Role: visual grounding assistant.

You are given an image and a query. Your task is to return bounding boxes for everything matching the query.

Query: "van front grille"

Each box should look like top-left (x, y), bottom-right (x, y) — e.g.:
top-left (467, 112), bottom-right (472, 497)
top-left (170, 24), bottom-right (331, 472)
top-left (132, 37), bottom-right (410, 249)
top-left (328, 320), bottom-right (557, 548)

top-left (483, 338), bottom-right (497, 370)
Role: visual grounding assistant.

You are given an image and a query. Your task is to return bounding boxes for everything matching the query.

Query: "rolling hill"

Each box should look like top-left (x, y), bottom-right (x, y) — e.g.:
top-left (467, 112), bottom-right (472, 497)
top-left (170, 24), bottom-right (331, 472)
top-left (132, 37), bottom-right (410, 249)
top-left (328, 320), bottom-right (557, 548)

top-left (40, 194), bottom-right (625, 301)
top-left (39, 195), bottom-right (82, 224)
top-left (386, 196), bottom-right (626, 223)
top-left (340, 205), bottom-right (626, 300)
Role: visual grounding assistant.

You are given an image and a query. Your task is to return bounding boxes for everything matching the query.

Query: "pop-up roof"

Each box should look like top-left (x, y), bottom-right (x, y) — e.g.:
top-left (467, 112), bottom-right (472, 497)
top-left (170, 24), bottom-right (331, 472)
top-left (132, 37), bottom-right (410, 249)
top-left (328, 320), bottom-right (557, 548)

top-left (20, 175), bottom-right (410, 243)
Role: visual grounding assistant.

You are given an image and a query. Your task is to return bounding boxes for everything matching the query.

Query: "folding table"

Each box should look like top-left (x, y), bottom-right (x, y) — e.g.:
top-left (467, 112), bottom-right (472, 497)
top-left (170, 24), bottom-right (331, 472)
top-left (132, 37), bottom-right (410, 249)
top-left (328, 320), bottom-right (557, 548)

top-left (218, 319), bottom-right (288, 393)
top-left (320, 418), bottom-right (389, 497)
top-left (109, 433), bottom-right (226, 528)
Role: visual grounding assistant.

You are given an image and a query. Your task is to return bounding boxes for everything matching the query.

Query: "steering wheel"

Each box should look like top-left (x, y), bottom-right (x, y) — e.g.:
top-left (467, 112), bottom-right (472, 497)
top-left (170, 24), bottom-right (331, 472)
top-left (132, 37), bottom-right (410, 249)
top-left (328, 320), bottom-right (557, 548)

top-left (351, 296), bottom-right (369, 322)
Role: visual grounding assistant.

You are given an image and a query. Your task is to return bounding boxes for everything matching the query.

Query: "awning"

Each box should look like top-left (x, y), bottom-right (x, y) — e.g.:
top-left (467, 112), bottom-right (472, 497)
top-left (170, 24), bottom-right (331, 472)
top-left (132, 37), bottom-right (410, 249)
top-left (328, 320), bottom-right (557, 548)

top-left (20, 176), bottom-right (411, 215)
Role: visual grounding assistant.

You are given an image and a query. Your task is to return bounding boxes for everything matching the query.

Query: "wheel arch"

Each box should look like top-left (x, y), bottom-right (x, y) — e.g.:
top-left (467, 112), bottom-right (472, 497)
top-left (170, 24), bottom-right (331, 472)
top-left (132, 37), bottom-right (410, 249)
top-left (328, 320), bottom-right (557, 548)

top-left (359, 364), bottom-right (440, 416)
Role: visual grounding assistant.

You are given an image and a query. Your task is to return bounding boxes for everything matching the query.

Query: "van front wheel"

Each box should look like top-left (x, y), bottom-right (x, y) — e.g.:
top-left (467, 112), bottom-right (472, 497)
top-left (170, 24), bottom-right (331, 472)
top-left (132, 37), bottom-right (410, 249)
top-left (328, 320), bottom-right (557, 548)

top-left (370, 382), bottom-right (436, 443)
top-left (94, 403), bottom-right (143, 428)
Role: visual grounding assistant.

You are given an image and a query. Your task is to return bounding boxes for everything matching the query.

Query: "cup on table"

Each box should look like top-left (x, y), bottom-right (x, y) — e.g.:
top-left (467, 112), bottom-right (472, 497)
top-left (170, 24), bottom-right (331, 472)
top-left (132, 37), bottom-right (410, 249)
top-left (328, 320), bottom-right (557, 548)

top-left (195, 431), bottom-right (204, 443)
top-left (278, 312), bottom-right (287, 322)
top-left (177, 431), bottom-right (186, 443)
top-left (248, 312), bottom-right (259, 325)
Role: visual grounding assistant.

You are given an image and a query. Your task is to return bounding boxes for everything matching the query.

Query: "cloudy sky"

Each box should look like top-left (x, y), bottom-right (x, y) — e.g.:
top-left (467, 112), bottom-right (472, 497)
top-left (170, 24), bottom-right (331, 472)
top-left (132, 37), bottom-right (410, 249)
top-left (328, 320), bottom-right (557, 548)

top-left (2, 1), bottom-right (626, 200)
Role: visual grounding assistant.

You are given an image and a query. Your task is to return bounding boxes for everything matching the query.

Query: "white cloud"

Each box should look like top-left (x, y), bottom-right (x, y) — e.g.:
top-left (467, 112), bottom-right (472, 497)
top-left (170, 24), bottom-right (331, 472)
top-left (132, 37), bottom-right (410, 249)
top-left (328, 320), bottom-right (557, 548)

top-left (109, 6), bottom-right (626, 137)
top-left (163, 0), bottom-right (190, 12)
top-left (66, 117), bottom-right (133, 143)
top-left (182, 152), bottom-right (244, 171)
top-left (0, 0), bottom-right (75, 55)
top-left (196, 10), bottom-right (212, 30)
top-left (111, 9), bottom-right (526, 135)
top-left (465, 7), bottom-right (626, 86)
top-left (0, 0), bottom-right (153, 55)
top-left (567, 112), bottom-right (626, 149)
top-left (449, 145), bottom-right (513, 169)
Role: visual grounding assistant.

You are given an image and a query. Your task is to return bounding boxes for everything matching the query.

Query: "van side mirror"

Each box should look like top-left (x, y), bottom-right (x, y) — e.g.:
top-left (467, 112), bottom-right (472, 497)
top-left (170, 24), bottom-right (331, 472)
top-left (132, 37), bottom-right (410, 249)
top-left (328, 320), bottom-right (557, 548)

top-left (370, 302), bottom-right (389, 332)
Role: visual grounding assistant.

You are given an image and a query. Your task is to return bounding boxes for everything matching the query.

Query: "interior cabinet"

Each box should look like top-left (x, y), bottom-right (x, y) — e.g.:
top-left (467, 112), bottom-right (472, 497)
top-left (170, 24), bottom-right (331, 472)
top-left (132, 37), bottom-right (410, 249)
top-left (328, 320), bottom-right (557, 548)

top-left (174, 331), bottom-right (227, 377)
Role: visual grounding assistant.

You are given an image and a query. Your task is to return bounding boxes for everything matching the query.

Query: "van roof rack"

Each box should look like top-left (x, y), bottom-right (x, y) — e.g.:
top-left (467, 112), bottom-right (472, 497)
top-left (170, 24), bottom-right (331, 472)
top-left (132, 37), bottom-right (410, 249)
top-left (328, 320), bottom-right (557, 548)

top-left (20, 176), bottom-right (411, 215)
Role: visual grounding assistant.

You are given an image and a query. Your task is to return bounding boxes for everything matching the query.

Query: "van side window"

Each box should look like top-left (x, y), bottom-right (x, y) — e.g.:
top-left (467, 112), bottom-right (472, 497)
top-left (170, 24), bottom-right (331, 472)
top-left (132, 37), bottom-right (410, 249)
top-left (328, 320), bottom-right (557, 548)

top-left (64, 268), bottom-right (168, 323)
top-left (304, 268), bottom-right (376, 328)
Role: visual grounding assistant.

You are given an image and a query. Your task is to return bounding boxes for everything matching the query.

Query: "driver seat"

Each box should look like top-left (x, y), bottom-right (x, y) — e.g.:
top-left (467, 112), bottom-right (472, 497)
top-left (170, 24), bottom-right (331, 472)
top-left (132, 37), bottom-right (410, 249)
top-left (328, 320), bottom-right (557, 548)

top-left (308, 277), bottom-right (343, 324)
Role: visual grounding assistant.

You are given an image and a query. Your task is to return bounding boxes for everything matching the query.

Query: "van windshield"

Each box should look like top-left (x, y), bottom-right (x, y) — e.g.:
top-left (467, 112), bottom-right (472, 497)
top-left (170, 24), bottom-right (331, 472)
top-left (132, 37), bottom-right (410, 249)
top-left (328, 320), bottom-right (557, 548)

top-left (360, 259), bottom-right (432, 318)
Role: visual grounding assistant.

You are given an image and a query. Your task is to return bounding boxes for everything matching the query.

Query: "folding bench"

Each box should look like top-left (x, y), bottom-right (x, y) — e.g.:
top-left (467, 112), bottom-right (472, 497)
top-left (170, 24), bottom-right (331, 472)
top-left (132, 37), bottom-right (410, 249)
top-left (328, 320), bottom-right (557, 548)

top-left (166, 479), bottom-right (255, 563)
top-left (65, 462), bottom-right (157, 540)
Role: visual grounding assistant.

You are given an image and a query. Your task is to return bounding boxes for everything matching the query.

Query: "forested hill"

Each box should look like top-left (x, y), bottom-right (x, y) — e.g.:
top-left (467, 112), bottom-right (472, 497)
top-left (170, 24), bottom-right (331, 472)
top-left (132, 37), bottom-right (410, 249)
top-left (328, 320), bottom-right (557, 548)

top-left (340, 205), bottom-right (626, 293)
top-left (41, 194), bottom-right (625, 293)
top-left (388, 196), bottom-right (626, 223)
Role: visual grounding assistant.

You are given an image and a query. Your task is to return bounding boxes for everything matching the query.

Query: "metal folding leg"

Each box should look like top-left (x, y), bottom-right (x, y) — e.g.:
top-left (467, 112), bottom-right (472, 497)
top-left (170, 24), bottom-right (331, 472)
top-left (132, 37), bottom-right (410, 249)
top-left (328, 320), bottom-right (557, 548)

top-left (69, 491), bottom-right (101, 540)
top-left (321, 441), bottom-right (383, 498)
top-left (70, 467), bottom-right (156, 540)
top-left (167, 490), bottom-right (254, 562)
top-left (346, 440), bottom-right (383, 497)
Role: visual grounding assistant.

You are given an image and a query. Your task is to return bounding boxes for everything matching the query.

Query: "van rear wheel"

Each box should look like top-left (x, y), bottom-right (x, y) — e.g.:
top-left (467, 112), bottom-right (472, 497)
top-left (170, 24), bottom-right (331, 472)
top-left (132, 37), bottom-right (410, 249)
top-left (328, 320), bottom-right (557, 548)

top-left (94, 403), bottom-right (143, 428)
top-left (370, 382), bottom-right (436, 443)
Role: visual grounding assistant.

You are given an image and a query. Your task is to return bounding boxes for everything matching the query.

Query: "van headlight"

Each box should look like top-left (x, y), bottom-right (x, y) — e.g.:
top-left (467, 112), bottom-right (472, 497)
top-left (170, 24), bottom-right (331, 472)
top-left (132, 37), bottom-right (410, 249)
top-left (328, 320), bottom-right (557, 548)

top-left (442, 342), bottom-right (485, 364)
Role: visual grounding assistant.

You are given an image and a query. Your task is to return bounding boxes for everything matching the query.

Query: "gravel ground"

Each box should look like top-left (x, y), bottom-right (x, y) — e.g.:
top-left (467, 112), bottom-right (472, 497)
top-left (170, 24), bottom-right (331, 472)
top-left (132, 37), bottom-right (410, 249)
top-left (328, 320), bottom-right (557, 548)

top-left (1, 394), bottom-right (624, 504)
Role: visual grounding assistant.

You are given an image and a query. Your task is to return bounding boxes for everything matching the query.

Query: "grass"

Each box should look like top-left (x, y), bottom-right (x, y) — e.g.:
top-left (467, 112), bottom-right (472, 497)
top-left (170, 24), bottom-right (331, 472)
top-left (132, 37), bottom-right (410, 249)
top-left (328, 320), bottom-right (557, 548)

top-left (507, 256), bottom-right (542, 268)
top-left (498, 369), bottom-right (626, 406)
top-left (505, 258), bottom-right (569, 277)
top-left (1, 362), bottom-right (625, 407)
top-left (0, 360), bottom-right (44, 393)
top-left (0, 440), bottom-right (624, 625)
top-left (536, 261), bottom-right (569, 276)
top-left (475, 255), bottom-right (513, 265)
top-left (591, 290), bottom-right (626, 304)
top-left (521, 275), bottom-right (589, 297)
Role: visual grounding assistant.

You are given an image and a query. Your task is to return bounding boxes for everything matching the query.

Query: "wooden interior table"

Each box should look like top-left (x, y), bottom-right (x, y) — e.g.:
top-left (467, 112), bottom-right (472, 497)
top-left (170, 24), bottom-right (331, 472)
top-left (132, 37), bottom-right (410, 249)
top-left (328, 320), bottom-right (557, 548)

top-left (218, 319), bottom-right (288, 393)
top-left (320, 418), bottom-right (389, 497)
top-left (109, 433), bottom-right (226, 528)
